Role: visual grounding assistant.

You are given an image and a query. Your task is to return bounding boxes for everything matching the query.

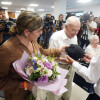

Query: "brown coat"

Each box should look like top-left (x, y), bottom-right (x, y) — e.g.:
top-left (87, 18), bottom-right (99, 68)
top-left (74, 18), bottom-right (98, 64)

top-left (0, 36), bottom-right (60, 100)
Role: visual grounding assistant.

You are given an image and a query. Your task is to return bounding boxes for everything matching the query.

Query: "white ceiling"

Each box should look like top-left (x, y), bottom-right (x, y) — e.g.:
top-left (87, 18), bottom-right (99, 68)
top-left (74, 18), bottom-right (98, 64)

top-left (0, 0), bottom-right (100, 13)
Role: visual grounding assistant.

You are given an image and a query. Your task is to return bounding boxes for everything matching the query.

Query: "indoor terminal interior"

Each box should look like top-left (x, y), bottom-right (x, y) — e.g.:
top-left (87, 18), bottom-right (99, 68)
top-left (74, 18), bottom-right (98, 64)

top-left (0, 0), bottom-right (100, 100)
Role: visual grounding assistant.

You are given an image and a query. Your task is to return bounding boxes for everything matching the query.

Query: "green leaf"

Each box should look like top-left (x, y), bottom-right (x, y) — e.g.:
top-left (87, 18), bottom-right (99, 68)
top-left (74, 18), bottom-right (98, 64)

top-left (29, 72), bottom-right (41, 81)
top-left (25, 92), bottom-right (36, 100)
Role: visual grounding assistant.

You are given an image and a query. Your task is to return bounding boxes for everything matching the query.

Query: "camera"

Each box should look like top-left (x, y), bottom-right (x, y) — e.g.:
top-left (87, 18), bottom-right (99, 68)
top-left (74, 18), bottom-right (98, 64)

top-left (80, 12), bottom-right (92, 30)
top-left (0, 19), bottom-right (14, 33)
top-left (55, 20), bottom-right (63, 31)
top-left (43, 14), bottom-right (55, 30)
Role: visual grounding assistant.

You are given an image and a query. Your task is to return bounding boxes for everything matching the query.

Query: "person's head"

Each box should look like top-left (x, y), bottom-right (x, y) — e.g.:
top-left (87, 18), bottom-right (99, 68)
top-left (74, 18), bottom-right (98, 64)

top-left (64, 16), bottom-right (80, 39)
top-left (93, 17), bottom-right (98, 23)
top-left (89, 35), bottom-right (99, 46)
top-left (89, 15), bottom-right (93, 21)
top-left (46, 14), bottom-right (52, 18)
top-left (10, 11), bottom-right (43, 42)
top-left (0, 7), bottom-right (6, 20)
top-left (59, 14), bottom-right (63, 21)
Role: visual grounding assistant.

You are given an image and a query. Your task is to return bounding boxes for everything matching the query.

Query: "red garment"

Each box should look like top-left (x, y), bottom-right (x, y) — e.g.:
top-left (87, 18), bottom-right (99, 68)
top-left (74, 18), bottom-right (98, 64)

top-left (95, 25), bottom-right (99, 34)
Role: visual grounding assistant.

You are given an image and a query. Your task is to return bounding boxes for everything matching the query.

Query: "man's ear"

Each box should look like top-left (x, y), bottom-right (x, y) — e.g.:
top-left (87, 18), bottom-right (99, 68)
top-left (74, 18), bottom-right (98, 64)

top-left (65, 24), bottom-right (68, 29)
top-left (24, 29), bottom-right (29, 38)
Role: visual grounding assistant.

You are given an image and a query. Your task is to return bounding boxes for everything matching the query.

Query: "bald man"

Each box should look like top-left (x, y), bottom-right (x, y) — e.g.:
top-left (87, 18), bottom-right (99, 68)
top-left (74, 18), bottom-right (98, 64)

top-left (48, 16), bottom-right (81, 100)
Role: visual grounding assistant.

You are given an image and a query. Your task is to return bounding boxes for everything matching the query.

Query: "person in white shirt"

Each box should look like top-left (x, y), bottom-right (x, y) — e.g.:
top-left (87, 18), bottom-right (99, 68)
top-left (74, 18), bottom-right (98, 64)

top-left (65, 47), bottom-right (100, 100)
top-left (80, 15), bottom-right (97, 49)
top-left (48, 16), bottom-right (81, 100)
top-left (85, 35), bottom-right (100, 57)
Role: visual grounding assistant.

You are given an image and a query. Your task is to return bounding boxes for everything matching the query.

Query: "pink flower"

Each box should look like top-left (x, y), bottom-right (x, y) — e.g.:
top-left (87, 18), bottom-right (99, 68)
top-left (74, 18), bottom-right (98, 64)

top-left (37, 60), bottom-right (43, 66)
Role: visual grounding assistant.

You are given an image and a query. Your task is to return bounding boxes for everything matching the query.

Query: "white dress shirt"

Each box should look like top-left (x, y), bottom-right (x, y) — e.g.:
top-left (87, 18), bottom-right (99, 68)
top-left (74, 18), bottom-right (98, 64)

top-left (49, 30), bottom-right (78, 60)
top-left (72, 46), bottom-right (100, 97)
top-left (49, 30), bottom-right (78, 48)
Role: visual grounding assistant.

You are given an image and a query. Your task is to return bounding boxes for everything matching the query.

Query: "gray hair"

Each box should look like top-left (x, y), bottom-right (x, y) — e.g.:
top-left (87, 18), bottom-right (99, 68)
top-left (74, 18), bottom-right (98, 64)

top-left (65, 16), bottom-right (80, 25)
top-left (89, 35), bottom-right (99, 43)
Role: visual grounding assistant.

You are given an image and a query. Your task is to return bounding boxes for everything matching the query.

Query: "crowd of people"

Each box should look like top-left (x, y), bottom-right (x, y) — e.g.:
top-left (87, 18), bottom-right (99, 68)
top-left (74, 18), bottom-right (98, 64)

top-left (0, 6), bottom-right (100, 100)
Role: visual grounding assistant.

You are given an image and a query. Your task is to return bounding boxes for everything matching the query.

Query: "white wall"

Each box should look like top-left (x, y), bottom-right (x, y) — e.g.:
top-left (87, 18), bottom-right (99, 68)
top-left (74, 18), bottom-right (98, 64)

top-left (66, 4), bottom-right (100, 17)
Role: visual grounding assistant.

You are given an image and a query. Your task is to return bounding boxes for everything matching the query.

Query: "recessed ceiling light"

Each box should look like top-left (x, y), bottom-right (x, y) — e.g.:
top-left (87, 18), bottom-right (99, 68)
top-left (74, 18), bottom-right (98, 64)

top-left (51, 6), bottom-right (54, 8)
top-left (1, 2), bottom-right (12, 5)
top-left (77, 0), bottom-right (92, 3)
top-left (38, 9), bottom-right (45, 12)
top-left (29, 4), bottom-right (39, 7)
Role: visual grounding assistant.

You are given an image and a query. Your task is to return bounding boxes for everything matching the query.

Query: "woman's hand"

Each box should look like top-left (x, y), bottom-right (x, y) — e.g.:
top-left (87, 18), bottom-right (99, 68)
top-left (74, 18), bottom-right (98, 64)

top-left (65, 55), bottom-right (75, 65)
top-left (59, 45), bottom-right (69, 52)
top-left (26, 82), bottom-right (34, 91)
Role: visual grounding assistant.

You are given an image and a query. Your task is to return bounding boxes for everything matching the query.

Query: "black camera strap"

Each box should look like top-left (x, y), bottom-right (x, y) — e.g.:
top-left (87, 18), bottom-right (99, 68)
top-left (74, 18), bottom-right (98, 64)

top-left (81, 28), bottom-right (88, 40)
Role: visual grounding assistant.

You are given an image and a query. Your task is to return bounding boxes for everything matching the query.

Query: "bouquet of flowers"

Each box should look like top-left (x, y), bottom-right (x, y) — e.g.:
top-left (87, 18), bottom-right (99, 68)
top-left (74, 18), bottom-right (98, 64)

top-left (13, 51), bottom-right (68, 99)
top-left (25, 53), bottom-right (60, 83)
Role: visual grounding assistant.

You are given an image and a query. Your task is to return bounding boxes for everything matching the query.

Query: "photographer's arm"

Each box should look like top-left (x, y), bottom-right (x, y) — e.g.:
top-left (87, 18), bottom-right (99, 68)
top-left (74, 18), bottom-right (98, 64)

top-left (0, 32), bottom-right (3, 43)
top-left (87, 23), bottom-right (96, 32)
top-left (52, 25), bottom-right (56, 32)
top-left (88, 25), bottom-right (96, 32)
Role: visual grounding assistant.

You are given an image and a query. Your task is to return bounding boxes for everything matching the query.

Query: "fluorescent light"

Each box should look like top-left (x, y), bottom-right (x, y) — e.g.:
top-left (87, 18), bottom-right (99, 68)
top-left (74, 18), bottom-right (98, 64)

top-left (29, 4), bottom-right (39, 7)
top-left (2, 7), bottom-right (8, 9)
top-left (38, 9), bottom-right (45, 12)
top-left (77, 0), bottom-right (92, 3)
top-left (51, 6), bottom-right (54, 8)
top-left (21, 8), bottom-right (26, 10)
top-left (1, 2), bottom-right (12, 5)
top-left (16, 11), bottom-right (21, 13)
top-left (27, 7), bottom-right (34, 12)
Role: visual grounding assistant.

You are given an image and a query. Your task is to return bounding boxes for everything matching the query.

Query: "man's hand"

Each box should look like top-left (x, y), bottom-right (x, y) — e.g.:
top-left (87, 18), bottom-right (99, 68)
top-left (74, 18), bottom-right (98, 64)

top-left (82, 53), bottom-right (92, 63)
top-left (65, 55), bottom-right (75, 65)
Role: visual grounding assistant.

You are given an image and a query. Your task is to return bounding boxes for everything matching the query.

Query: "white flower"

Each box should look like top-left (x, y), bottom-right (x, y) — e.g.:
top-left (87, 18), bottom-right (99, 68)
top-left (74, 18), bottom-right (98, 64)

top-left (32, 57), bottom-right (38, 60)
top-left (46, 69), bottom-right (53, 77)
top-left (40, 67), bottom-right (48, 75)
top-left (26, 67), bottom-right (34, 76)
top-left (51, 61), bottom-right (56, 66)
top-left (42, 57), bottom-right (48, 62)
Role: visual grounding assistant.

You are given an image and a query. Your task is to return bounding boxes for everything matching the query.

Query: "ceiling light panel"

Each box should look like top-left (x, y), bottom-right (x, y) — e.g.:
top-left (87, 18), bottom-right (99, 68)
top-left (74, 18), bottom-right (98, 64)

top-left (77, 0), bottom-right (92, 3)
top-left (29, 4), bottom-right (39, 7)
top-left (1, 2), bottom-right (12, 5)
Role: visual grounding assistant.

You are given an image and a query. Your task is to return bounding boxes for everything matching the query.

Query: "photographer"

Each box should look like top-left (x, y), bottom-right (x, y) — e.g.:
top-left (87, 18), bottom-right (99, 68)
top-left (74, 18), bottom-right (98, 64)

top-left (80, 13), bottom-right (97, 49)
top-left (0, 7), bottom-right (14, 46)
top-left (55, 14), bottom-right (65, 31)
top-left (40, 14), bottom-right (56, 48)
